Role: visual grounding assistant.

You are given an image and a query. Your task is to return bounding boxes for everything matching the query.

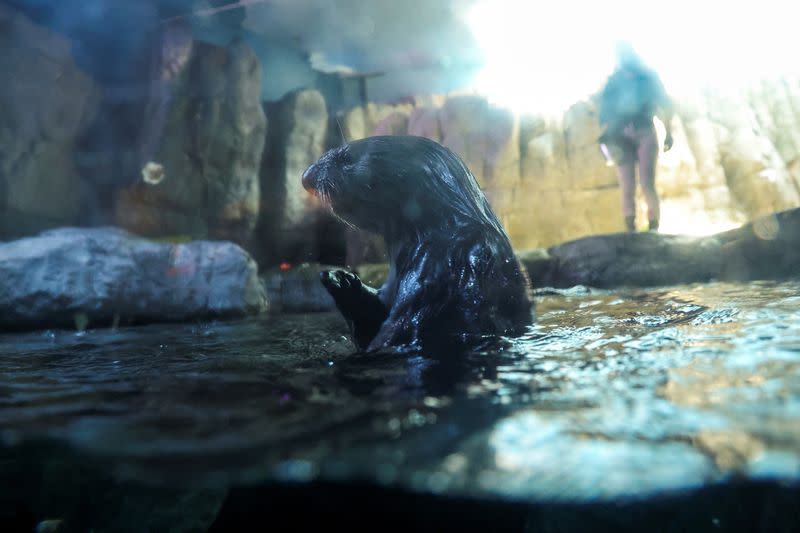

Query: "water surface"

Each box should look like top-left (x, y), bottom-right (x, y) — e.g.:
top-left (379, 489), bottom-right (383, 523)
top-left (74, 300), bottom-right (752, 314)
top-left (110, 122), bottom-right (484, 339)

top-left (1, 281), bottom-right (799, 501)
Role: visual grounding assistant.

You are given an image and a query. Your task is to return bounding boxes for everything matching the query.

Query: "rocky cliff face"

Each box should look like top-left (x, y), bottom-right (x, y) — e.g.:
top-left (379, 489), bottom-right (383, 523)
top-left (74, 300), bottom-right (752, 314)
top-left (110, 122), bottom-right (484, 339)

top-left (115, 39), bottom-right (267, 246)
top-left (254, 89), bottom-right (337, 267)
top-left (0, 6), bottom-right (267, 247)
top-left (335, 82), bottom-right (800, 252)
top-left (2, 4), bottom-right (799, 265)
top-left (0, 5), bottom-right (98, 239)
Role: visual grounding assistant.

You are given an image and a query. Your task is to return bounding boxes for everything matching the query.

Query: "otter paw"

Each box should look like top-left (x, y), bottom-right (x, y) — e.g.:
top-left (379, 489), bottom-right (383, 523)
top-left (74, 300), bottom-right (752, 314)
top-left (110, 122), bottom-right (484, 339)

top-left (320, 269), bottom-right (362, 293)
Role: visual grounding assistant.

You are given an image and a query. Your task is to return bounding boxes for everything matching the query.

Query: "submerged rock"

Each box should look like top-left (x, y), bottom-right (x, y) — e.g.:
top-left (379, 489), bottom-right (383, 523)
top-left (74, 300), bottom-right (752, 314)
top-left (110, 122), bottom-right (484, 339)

top-left (0, 227), bottom-right (266, 331)
top-left (521, 207), bottom-right (800, 288)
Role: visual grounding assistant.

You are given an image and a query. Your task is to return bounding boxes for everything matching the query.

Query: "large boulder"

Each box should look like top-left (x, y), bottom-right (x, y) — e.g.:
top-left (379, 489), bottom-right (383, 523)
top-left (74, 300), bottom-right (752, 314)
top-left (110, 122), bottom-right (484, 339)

top-left (0, 5), bottom-right (98, 239)
top-left (670, 111), bottom-right (747, 233)
top-left (407, 106), bottom-right (442, 141)
top-left (562, 100), bottom-right (618, 191)
top-left (439, 95), bottom-right (520, 193)
top-left (520, 208), bottom-right (800, 289)
top-left (115, 39), bottom-right (267, 246)
top-left (697, 89), bottom-right (800, 219)
top-left (747, 79), bottom-right (800, 185)
top-left (261, 263), bottom-right (335, 313)
top-left (0, 227), bottom-right (267, 331)
top-left (260, 261), bottom-right (391, 313)
top-left (255, 89), bottom-right (335, 266)
top-left (341, 102), bottom-right (414, 141)
top-left (513, 106), bottom-right (624, 250)
top-left (521, 128), bottom-right (569, 192)
top-left (371, 111), bottom-right (410, 136)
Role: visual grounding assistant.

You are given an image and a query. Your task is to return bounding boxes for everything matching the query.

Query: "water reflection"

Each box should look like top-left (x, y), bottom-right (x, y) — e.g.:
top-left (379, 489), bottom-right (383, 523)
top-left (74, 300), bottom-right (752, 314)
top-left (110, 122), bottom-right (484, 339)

top-left (1, 281), bottom-right (799, 499)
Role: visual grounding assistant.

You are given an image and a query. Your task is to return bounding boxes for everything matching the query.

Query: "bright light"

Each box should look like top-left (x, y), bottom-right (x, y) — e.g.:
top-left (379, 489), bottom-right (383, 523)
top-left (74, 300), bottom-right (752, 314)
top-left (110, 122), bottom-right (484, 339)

top-left (465, 0), bottom-right (800, 115)
top-left (657, 203), bottom-right (744, 237)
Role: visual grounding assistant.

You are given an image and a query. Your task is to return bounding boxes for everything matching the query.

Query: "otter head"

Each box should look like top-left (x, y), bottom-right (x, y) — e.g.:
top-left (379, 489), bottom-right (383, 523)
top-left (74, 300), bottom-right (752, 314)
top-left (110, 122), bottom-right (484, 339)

top-left (302, 136), bottom-right (500, 237)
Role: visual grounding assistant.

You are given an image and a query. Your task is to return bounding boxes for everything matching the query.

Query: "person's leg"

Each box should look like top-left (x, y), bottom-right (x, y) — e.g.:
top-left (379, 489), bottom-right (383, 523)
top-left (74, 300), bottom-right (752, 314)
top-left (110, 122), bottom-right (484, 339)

top-left (637, 125), bottom-right (660, 230)
top-left (616, 158), bottom-right (637, 232)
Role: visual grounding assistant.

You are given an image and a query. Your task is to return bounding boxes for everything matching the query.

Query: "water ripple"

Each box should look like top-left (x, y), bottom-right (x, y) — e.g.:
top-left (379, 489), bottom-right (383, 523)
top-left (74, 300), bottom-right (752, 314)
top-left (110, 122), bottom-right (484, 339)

top-left (1, 281), bottom-right (799, 499)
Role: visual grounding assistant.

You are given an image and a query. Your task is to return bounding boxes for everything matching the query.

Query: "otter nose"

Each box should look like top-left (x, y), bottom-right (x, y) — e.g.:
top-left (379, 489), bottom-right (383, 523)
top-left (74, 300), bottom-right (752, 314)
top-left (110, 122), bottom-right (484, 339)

top-left (302, 164), bottom-right (317, 191)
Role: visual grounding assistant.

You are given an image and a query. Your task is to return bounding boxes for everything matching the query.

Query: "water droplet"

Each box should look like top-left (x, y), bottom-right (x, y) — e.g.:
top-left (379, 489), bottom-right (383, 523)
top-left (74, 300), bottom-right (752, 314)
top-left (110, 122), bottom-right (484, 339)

top-left (387, 418), bottom-right (402, 433)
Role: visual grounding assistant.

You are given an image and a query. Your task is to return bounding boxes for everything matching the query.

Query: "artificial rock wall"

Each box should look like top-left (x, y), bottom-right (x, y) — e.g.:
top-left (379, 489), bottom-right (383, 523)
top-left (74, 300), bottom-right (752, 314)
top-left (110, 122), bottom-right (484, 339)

top-left (333, 84), bottom-right (800, 251)
top-left (3, 3), bottom-right (800, 262)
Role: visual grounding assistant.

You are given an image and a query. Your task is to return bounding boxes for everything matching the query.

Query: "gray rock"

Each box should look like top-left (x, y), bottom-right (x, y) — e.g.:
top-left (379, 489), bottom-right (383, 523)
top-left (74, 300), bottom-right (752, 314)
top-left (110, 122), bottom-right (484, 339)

top-left (262, 263), bottom-right (335, 313)
top-left (0, 5), bottom-right (98, 239)
top-left (521, 208), bottom-right (800, 288)
top-left (255, 89), bottom-right (330, 266)
top-left (439, 95), bottom-right (519, 188)
top-left (0, 227), bottom-right (266, 331)
top-left (261, 262), bottom-right (390, 313)
top-left (114, 39), bottom-right (267, 246)
top-left (407, 106), bottom-right (442, 141)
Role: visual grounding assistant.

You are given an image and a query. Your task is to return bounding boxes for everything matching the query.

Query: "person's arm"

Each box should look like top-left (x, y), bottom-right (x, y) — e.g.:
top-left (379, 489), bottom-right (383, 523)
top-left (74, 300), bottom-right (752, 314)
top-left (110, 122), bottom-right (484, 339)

top-left (653, 74), bottom-right (675, 151)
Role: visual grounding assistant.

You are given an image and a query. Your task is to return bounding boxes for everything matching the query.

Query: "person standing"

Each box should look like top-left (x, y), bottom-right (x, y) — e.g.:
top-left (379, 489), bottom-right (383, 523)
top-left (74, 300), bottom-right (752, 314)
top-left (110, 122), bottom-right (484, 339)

top-left (598, 42), bottom-right (674, 232)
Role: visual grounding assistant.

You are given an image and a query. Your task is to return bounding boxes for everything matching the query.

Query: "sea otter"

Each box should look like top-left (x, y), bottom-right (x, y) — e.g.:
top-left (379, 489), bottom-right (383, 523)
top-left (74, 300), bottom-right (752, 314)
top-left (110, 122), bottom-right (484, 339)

top-left (302, 135), bottom-right (532, 352)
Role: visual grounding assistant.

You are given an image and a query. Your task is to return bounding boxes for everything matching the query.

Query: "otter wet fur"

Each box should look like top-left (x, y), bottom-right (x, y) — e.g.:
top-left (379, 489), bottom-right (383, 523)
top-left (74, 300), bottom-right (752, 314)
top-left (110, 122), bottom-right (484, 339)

top-left (302, 135), bottom-right (533, 352)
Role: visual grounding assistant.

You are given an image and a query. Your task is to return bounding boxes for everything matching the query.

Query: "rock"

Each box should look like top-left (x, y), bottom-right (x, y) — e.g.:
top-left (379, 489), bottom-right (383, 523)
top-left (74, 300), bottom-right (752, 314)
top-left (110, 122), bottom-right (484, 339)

top-left (439, 95), bottom-right (520, 192)
top-left (747, 80), bottom-right (800, 174)
top-left (521, 232), bottom-right (723, 289)
top-left (699, 89), bottom-right (800, 219)
top-left (563, 100), bottom-right (618, 191)
top-left (371, 111), bottom-right (409, 136)
top-left (521, 130), bottom-right (569, 192)
top-left (265, 85), bottom-right (800, 259)
top-left (0, 227), bottom-right (266, 331)
top-left (268, 90), bottom-right (329, 229)
top-left (255, 89), bottom-right (333, 266)
top-left (260, 262), bottom-right (389, 314)
top-left (264, 206), bottom-right (800, 300)
top-left (262, 263), bottom-right (335, 313)
top-left (718, 129), bottom-right (800, 219)
top-left (437, 94), bottom-right (521, 246)
top-left (0, 5), bottom-right (98, 239)
top-left (672, 113), bottom-right (747, 233)
top-left (341, 102), bottom-right (414, 141)
top-left (114, 39), bottom-right (267, 246)
top-left (407, 106), bottom-right (441, 141)
top-left (520, 207), bottom-right (800, 288)
top-left (513, 107), bottom-right (623, 250)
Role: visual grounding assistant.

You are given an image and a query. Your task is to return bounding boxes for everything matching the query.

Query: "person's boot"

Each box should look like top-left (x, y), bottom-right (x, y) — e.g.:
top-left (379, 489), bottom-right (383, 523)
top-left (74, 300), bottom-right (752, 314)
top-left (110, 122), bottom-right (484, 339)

top-left (648, 218), bottom-right (659, 232)
top-left (625, 215), bottom-right (636, 232)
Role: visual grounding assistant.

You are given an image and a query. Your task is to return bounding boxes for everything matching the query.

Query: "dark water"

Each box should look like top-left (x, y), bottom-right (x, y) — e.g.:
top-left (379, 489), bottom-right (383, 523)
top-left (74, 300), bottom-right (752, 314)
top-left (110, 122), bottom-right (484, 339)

top-left (1, 281), bottom-right (799, 502)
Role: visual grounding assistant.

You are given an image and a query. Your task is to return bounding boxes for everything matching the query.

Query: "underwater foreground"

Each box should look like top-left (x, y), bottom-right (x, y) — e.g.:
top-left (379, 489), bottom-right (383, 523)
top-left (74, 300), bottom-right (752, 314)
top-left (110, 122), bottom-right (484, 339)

top-left (1, 281), bottom-right (800, 531)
